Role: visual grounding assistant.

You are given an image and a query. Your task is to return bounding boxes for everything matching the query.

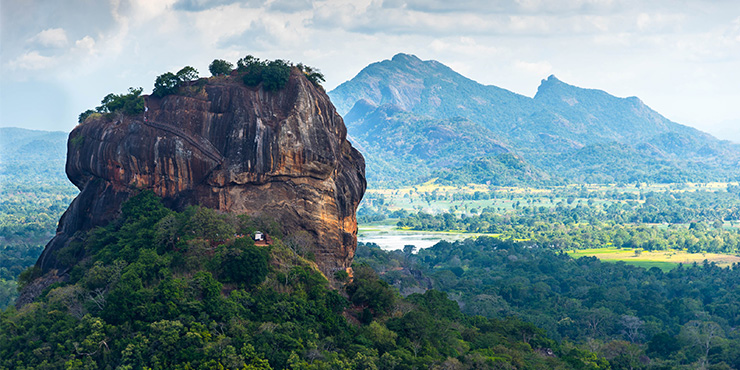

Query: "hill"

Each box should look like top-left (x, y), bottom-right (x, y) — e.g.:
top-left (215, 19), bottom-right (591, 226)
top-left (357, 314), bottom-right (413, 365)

top-left (329, 54), bottom-right (740, 186)
top-left (30, 63), bottom-right (366, 297)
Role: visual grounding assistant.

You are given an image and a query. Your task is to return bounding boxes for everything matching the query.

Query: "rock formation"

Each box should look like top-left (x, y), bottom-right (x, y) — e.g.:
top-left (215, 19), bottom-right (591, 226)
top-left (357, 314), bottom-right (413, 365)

top-left (36, 68), bottom-right (366, 282)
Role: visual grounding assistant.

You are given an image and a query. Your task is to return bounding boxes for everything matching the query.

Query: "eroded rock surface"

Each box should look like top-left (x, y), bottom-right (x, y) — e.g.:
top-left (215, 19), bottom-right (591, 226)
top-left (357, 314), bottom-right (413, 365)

top-left (36, 68), bottom-right (366, 281)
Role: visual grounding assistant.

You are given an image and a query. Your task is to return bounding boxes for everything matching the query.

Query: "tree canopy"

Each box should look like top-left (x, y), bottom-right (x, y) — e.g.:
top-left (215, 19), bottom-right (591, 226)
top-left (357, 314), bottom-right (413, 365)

top-left (209, 59), bottom-right (233, 76)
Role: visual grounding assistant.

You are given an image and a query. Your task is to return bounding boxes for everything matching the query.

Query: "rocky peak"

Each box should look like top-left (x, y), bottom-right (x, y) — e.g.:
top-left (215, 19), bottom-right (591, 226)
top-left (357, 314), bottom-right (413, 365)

top-left (32, 68), bottom-right (366, 292)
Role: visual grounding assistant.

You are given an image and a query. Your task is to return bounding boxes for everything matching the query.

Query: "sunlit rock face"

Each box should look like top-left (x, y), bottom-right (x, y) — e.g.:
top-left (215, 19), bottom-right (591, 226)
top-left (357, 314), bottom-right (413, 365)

top-left (36, 68), bottom-right (366, 280)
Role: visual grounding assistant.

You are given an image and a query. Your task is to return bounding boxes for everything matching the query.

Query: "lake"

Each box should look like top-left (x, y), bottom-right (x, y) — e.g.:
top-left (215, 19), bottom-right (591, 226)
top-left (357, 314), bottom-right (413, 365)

top-left (357, 224), bottom-right (488, 251)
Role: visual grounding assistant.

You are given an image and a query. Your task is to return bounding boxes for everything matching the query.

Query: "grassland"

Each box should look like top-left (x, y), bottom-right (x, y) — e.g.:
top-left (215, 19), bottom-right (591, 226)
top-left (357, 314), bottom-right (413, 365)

top-left (566, 247), bottom-right (740, 271)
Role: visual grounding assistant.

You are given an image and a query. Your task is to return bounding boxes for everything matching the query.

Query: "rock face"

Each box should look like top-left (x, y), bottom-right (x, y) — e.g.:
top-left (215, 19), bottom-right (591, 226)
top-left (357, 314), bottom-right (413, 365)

top-left (37, 69), bottom-right (366, 279)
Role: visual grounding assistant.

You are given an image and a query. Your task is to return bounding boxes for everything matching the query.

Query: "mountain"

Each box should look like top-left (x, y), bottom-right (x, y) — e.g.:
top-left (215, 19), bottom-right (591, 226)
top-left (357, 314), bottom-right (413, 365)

top-left (23, 67), bottom-right (366, 306)
top-left (330, 54), bottom-right (740, 185)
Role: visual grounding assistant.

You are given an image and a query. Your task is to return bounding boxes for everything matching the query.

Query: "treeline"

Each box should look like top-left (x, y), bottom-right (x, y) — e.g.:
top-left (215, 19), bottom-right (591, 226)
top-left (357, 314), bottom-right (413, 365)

top-left (356, 238), bottom-right (740, 369)
top-left (79, 55), bottom-right (325, 124)
top-left (397, 211), bottom-right (740, 253)
top-left (1, 192), bottom-right (604, 369)
top-left (390, 189), bottom-right (740, 253)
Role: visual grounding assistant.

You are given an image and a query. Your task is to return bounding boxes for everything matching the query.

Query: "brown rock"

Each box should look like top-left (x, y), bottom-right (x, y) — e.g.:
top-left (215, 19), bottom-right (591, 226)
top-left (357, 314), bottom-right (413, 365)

top-left (35, 68), bottom-right (366, 284)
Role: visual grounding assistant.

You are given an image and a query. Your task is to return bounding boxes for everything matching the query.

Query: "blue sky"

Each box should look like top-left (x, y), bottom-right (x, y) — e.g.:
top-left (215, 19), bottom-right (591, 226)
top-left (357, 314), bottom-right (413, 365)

top-left (2, 0), bottom-right (739, 141)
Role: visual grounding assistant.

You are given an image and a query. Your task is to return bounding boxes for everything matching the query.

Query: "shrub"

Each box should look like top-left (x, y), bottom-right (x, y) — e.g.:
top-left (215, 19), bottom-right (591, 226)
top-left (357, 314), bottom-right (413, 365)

top-left (209, 59), bottom-right (233, 76)
top-left (334, 270), bottom-right (349, 282)
top-left (70, 134), bottom-right (84, 148)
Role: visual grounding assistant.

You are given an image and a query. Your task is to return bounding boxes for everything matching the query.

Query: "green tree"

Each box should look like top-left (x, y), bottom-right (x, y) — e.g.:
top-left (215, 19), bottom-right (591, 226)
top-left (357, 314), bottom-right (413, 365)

top-left (346, 264), bottom-right (397, 318)
top-left (237, 55), bottom-right (262, 72)
top-left (78, 109), bottom-right (96, 123)
top-left (261, 59), bottom-right (291, 91)
top-left (219, 238), bottom-right (269, 288)
top-left (94, 87), bottom-right (145, 115)
top-left (209, 59), bottom-right (233, 76)
top-left (296, 63), bottom-right (325, 87)
top-left (176, 66), bottom-right (199, 82)
top-left (152, 72), bottom-right (180, 98)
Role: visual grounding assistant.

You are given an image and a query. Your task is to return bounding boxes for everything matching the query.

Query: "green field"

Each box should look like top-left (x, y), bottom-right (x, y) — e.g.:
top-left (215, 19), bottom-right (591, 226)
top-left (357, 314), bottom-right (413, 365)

top-left (566, 247), bottom-right (740, 271)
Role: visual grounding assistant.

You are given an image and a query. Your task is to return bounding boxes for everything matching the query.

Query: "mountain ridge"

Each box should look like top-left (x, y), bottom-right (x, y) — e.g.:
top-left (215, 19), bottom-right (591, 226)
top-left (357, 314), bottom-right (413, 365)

top-left (329, 53), bottom-right (740, 185)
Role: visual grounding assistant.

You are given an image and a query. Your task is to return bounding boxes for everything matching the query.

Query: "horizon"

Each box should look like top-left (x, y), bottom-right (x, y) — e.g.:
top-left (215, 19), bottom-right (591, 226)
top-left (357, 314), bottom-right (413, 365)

top-left (2, 0), bottom-right (739, 141)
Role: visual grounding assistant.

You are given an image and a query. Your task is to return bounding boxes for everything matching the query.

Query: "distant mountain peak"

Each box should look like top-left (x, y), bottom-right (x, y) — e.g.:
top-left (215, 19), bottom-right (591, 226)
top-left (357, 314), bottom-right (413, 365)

top-left (328, 53), bottom-right (739, 185)
top-left (535, 74), bottom-right (569, 94)
top-left (391, 53), bottom-right (422, 63)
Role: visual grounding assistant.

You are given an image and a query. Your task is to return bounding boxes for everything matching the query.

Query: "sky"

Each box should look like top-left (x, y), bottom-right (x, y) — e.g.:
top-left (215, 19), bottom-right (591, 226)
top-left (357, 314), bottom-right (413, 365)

top-left (2, 0), bottom-right (739, 141)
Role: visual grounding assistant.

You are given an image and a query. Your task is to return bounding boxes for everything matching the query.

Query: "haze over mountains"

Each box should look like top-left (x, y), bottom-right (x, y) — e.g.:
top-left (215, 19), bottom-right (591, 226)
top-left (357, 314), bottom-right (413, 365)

top-left (330, 53), bottom-right (740, 186)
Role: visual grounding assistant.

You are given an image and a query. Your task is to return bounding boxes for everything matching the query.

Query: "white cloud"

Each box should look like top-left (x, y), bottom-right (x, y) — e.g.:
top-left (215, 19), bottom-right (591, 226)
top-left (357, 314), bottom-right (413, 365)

top-left (429, 37), bottom-right (499, 56)
top-left (191, 4), bottom-right (257, 44)
top-left (7, 51), bottom-right (56, 70)
top-left (75, 36), bottom-right (96, 54)
top-left (30, 28), bottom-right (68, 48)
top-left (130, 0), bottom-right (179, 21)
top-left (2, 0), bottom-right (740, 135)
top-left (514, 60), bottom-right (553, 76)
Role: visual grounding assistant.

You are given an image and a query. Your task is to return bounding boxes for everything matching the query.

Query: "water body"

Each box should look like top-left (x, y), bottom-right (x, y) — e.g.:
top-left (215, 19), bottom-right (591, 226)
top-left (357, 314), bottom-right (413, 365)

top-left (358, 225), bottom-right (485, 251)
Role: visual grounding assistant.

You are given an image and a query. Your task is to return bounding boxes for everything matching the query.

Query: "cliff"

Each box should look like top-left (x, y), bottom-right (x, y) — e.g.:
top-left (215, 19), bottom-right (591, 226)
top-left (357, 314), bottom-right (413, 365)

top-left (34, 68), bottom-right (365, 287)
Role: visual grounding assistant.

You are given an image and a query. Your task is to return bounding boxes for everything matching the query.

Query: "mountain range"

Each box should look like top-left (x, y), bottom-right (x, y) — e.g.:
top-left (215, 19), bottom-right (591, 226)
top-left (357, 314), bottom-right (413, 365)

top-left (329, 53), bottom-right (740, 185)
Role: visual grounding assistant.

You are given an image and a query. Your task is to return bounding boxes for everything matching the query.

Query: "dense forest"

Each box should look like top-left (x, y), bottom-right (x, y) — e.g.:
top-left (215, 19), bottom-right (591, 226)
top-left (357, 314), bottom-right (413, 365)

top-left (0, 128), bottom-right (78, 309)
top-left (1, 192), bottom-right (605, 369)
top-left (356, 238), bottom-right (740, 369)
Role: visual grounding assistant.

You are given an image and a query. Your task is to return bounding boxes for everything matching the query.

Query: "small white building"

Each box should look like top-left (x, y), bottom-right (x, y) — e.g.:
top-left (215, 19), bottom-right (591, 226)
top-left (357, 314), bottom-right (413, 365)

top-left (254, 231), bottom-right (264, 241)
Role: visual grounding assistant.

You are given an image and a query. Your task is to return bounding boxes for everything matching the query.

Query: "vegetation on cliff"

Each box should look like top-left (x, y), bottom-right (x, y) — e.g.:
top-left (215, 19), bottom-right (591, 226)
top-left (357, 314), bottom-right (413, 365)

top-left (78, 88), bottom-right (146, 123)
top-left (79, 55), bottom-right (325, 124)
